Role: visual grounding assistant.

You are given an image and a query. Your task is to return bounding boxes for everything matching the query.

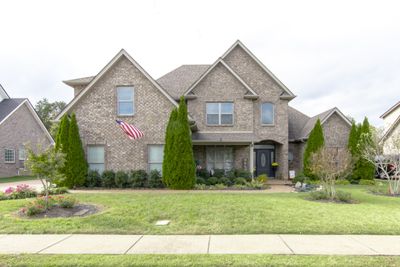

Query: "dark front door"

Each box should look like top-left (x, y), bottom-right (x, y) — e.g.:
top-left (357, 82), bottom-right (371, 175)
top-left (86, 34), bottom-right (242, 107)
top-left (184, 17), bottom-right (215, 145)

top-left (256, 149), bottom-right (274, 177)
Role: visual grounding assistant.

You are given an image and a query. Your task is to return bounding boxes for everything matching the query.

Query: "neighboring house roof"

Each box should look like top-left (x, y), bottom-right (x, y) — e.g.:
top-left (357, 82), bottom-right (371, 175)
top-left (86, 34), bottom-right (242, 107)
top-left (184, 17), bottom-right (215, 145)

top-left (0, 84), bottom-right (10, 100)
top-left (0, 98), bottom-right (54, 144)
top-left (288, 106), bottom-right (352, 141)
top-left (56, 49), bottom-right (178, 120)
top-left (183, 58), bottom-right (259, 98)
top-left (157, 65), bottom-right (209, 100)
top-left (63, 76), bottom-right (94, 87)
top-left (380, 101), bottom-right (400, 119)
top-left (382, 115), bottom-right (400, 141)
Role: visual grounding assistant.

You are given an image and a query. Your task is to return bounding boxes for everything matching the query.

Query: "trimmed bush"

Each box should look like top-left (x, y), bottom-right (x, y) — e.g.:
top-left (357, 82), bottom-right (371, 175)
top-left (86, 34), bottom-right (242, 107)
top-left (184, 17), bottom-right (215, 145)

top-left (336, 191), bottom-right (352, 203)
top-left (3, 184), bottom-right (37, 200)
top-left (102, 170), bottom-right (116, 188)
top-left (309, 190), bottom-right (329, 200)
top-left (213, 169), bottom-right (225, 178)
top-left (115, 171), bottom-right (129, 188)
top-left (196, 168), bottom-right (210, 179)
top-left (207, 177), bottom-right (219, 185)
top-left (335, 179), bottom-right (350, 185)
top-left (42, 187), bottom-right (69, 195)
top-left (219, 177), bottom-right (232, 186)
top-left (196, 177), bottom-right (206, 185)
top-left (359, 179), bottom-right (376, 186)
top-left (235, 169), bottom-right (252, 181)
top-left (226, 170), bottom-right (236, 180)
top-left (293, 173), bottom-right (307, 184)
top-left (130, 170), bottom-right (148, 188)
top-left (234, 177), bottom-right (247, 185)
top-left (86, 170), bottom-right (101, 188)
top-left (148, 170), bottom-right (164, 188)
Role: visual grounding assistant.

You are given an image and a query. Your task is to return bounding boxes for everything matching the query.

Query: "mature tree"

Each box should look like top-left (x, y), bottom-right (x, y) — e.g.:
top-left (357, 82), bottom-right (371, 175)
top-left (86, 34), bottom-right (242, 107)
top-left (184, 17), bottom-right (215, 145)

top-left (66, 113), bottom-right (88, 188)
top-left (303, 119), bottom-right (325, 179)
top-left (163, 97), bottom-right (196, 189)
top-left (353, 117), bottom-right (375, 180)
top-left (309, 147), bottom-right (352, 200)
top-left (25, 146), bottom-right (65, 209)
top-left (35, 98), bottom-right (66, 133)
top-left (347, 121), bottom-right (360, 156)
top-left (162, 108), bottom-right (178, 187)
top-left (359, 128), bottom-right (400, 195)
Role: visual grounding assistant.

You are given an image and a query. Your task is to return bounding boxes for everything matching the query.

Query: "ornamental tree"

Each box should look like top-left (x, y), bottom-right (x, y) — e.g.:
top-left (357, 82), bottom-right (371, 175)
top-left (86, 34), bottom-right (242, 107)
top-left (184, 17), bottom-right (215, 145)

top-left (303, 119), bottom-right (325, 179)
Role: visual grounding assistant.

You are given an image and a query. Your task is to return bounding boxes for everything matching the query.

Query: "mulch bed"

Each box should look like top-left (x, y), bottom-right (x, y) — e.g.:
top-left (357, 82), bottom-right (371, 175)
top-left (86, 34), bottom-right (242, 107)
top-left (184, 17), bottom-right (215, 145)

top-left (17, 204), bottom-right (101, 219)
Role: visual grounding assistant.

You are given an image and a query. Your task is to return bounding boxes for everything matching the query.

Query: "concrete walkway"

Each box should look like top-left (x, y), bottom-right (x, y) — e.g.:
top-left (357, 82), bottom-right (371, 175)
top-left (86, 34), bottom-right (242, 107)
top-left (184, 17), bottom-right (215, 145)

top-left (0, 234), bottom-right (399, 255)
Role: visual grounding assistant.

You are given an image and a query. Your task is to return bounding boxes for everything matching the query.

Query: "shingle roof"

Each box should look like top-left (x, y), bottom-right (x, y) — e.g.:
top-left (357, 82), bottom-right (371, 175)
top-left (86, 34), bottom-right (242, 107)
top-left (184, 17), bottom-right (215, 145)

top-left (157, 65), bottom-right (210, 99)
top-left (0, 98), bottom-right (26, 122)
top-left (288, 106), bottom-right (310, 140)
top-left (299, 108), bottom-right (335, 139)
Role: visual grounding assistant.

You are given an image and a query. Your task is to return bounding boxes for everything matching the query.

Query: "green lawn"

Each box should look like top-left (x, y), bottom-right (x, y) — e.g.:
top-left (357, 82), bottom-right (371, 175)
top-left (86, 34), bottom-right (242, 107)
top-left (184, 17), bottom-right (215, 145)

top-left (0, 176), bottom-right (35, 184)
top-left (1, 185), bottom-right (400, 235)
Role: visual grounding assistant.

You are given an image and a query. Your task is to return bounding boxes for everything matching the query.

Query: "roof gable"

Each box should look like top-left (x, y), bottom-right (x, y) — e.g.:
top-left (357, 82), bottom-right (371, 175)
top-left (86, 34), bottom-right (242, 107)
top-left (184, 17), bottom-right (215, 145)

top-left (382, 115), bottom-right (400, 141)
top-left (183, 58), bottom-right (258, 98)
top-left (221, 40), bottom-right (296, 99)
top-left (56, 49), bottom-right (178, 120)
top-left (0, 84), bottom-right (10, 102)
top-left (381, 101), bottom-right (400, 119)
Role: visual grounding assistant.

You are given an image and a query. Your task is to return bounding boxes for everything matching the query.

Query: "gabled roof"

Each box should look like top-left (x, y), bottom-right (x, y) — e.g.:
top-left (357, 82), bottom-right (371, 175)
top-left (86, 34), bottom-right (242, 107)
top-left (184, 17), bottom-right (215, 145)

top-left (221, 40), bottom-right (296, 99)
top-left (56, 49), bottom-right (178, 120)
top-left (0, 98), bottom-right (54, 143)
top-left (63, 76), bottom-right (94, 87)
top-left (380, 101), bottom-right (400, 119)
top-left (382, 115), bottom-right (400, 141)
top-left (183, 58), bottom-right (258, 98)
top-left (288, 106), bottom-right (352, 141)
top-left (0, 84), bottom-right (10, 100)
top-left (157, 65), bottom-right (209, 100)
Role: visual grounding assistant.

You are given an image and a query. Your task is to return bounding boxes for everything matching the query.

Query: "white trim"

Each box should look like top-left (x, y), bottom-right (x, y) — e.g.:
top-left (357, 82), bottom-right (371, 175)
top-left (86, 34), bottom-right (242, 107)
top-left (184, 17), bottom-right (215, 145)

top-left (0, 84), bottom-right (10, 101)
top-left (117, 86), bottom-right (135, 116)
top-left (221, 40), bottom-right (296, 98)
top-left (380, 101), bottom-right (400, 119)
top-left (0, 99), bottom-right (54, 144)
top-left (184, 58), bottom-right (258, 97)
top-left (320, 107), bottom-right (352, 127)
top-left (206, 102), bottom-right (234, 126)
top-left (56, 49), bottom-right (178, 120)
top-left (381, 115), bottom-right (400, 141)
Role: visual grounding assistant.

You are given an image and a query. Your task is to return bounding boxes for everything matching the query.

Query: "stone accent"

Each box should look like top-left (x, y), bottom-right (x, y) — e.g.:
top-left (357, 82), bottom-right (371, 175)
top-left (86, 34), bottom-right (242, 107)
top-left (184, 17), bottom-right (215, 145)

top-left (0, 104), bottom-right (52, 177)
top-left (69, 56), bottom-right (175, 172)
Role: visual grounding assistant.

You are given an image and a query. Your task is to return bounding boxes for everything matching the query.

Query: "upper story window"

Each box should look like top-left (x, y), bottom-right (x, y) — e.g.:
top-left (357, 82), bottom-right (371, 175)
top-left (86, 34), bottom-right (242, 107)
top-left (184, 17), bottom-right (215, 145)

top-left (261, 103), bottom-right (274, 125)
top-left (117, 86), bottom-right (135, 116)
top-left (4, 149), bottom-right (15, 163)
top-left (206, 102), bottom-right (233, 125)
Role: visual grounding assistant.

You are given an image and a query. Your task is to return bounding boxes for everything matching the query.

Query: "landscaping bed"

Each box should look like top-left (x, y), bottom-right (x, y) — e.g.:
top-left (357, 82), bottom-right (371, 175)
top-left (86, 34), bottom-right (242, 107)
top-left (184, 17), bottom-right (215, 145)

top-left (17, 203), bottom-right (99, 219)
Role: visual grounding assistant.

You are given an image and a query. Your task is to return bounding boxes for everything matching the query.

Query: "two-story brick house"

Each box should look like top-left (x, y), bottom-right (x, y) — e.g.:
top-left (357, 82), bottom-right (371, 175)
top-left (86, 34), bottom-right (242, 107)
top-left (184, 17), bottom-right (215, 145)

top-left (56, 40), bottom-right (351, 179)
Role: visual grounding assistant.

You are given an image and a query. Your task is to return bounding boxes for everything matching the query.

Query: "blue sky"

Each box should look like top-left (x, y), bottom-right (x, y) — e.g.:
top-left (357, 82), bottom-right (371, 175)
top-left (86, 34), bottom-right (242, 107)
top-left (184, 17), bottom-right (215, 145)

top-left (0, 0), bottom-right (399, 126)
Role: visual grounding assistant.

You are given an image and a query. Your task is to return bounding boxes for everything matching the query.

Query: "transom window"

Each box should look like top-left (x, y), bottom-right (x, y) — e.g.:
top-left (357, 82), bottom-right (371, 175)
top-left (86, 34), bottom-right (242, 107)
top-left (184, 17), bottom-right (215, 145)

top-left (148, 145), bottom-right (164, 173)
top-left (206, 146), bottom-right (233, 171)
top-left (4, 149), bottom-right (15, 163)
top-left (87, 146), bottom-right (105, 173)
top-left (117, 86), bottom-right (135, 116)
top-left (206, 102), bottom-right (233, 125)
top-left (261, 103), bottom-right (274, 125)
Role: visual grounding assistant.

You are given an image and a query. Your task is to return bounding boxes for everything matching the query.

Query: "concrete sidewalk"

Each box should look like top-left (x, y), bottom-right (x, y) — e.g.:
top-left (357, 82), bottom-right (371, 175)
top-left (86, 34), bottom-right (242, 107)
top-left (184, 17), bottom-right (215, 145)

top-left (0, 234), bottom-right (399, 255)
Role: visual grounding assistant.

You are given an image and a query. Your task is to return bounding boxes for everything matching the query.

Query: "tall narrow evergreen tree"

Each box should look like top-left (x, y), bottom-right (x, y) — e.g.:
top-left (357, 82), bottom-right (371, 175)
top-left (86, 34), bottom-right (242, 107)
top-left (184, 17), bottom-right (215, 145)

top-left (355, 117), bottom-right (375, 180)
top-left (162, 108), bottom-right (178, 187)
top-left (303, 119), bottom-right (325, 179)
top-left (66, 113), bottom-right (88, 188)
top-left (347, 121), bottom-right (358, 156)
top-left (54, 115), bottom-right (70, 185)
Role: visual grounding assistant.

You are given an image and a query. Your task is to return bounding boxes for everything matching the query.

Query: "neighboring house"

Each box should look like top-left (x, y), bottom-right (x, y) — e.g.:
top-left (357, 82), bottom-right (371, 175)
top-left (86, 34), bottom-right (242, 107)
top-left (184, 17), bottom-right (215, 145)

top-left (0, 85), bottom-right (53, 177)
top-left (56, 40), bottom-right (351, 179)
top-left (380, 101), bottom-right (400, 154)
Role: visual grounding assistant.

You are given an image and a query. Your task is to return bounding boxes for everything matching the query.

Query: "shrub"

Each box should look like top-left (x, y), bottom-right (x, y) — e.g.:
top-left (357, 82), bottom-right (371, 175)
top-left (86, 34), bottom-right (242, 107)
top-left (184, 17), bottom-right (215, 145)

top-left (213, 169), bottom-right (225, 178)
top-left (194, 184), bottom-right (208, 190)
top-left (235, 169), bottom-right (252, 180)
top-left (246, 181), bottom-right (265, 189)
top-left (256, 174), bottom-right (268, 183)
top-left (102, 170), bottom-right (116, 188)
top-left (23, 203), bottom-right (45, 216)
top-left (359, 179), bottom-right (376, 186)
top-left (196, 168), bottom-right (210, 179)
top-left (207, 177), bottom-right (219, 185)
top-left (226, 169), bottom-right (236, 180)
top-left (293, 173), bottom-right (307, 184)
top-left (41, 187), bottom-right (69, 195)
top-left (4, 184), bottom-right (37, 200)
top-left (115, 171), bottom-right (129, 188)
top-left (219, 177), bottom-right (232, 186)
top-left (309, 190), bottom-right (329, 200)
top-left (0, 192), bottom-right (7, 200)
top-left (148, 170), bottom-right (164, 188)
top-left (232, 184), bottom-right (248, 190)
top-left (130, 170), bottom-right (148, 188)
top-left (212, 183), bottom-right (227, 190)
top-left (86, 170), bottom-right (101, 188)
top-left (54, 195), bottom-right (77, 208)
top-left (335, 179), bottom-right (350, 185)
top-left (336, 191), bottom-right (352, 203)
top-left (196, 177), bottom-right (206, 185)
top-left (234, 177), bottom-right (247, 185)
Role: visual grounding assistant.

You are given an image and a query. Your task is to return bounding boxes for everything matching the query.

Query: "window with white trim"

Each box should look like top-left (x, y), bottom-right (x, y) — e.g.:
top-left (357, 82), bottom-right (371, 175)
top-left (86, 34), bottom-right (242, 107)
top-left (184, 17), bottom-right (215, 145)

top-left (261, 103), bottom-right (274, 125)
top-left (117, 86), bottom-right (135, 116)
top-left (18, 145), bottom-right (26, 161)
top-left (148, 145), bottom-right (164, 173)
top-left (4, 149), bottom-right (15, 163)
top-left (206, 102), bottom-right (233, 125)
top-left (206, 146), bottom-right (233, 171)
top-left (87, 146), bottom-right (105, 173)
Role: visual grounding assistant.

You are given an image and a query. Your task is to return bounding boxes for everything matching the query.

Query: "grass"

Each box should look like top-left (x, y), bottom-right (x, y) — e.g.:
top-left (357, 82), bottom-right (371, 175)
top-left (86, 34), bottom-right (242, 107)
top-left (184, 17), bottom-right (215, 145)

top-left (1, 185), bottom-right (400, 235)
top-left (0, 176), bottom-right (35, 184)
top-left (1, 254), bottom-right (400, 267)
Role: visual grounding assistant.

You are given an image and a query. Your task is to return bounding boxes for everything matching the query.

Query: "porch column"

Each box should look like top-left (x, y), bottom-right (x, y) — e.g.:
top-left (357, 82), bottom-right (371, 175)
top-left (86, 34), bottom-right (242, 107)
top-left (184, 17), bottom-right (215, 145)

top-left (249, 142), bottom-right (254, 178)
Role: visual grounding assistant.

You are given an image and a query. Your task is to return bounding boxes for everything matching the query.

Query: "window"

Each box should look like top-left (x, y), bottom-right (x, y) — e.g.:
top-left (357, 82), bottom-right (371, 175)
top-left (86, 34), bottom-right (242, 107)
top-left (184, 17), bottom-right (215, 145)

top-left (18, 146), bottom-right (26, 161)
top-left (206, 147), bottom-right (233, 171)
top-left (117, 86), bottom-right (135, 116)
top-left (206, 102), bottom-right (233, 125)
top-left (261, 103), bottom-right (274, 125)
top-left (148, 145), bottom-right (164, 173)
top-left (87, 146), bottom-right (105, 173)
top-left (4, 149), bottom-right (15, 163)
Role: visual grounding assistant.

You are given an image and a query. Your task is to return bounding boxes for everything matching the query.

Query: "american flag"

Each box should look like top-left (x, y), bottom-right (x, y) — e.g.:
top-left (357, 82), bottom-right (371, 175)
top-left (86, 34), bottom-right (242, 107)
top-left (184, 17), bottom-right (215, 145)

top-left (116, 120), bottom-right (144, 140)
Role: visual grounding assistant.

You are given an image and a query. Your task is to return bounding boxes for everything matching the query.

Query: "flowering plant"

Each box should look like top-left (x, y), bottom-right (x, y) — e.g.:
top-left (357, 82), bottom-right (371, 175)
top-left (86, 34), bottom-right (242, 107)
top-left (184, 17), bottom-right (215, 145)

top-left (271, 162), bottom-right (279, 167)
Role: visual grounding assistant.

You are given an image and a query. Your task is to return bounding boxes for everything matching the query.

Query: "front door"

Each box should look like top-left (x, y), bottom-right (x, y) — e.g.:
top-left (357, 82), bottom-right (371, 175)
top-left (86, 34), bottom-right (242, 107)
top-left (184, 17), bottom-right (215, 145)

top-left (256, 149), bottom-right (274, 177)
